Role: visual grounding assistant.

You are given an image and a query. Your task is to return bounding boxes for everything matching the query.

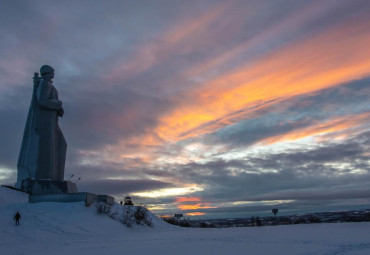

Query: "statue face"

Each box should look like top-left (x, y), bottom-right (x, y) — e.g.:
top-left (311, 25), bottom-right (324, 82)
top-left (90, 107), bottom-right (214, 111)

top-left (42, 71), bottom-right (55, 80)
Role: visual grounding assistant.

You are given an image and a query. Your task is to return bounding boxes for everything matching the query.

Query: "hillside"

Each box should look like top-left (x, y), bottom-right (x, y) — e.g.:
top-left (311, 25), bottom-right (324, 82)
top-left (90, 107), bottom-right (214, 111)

top-left (1, 187), bottom-right (370, 255)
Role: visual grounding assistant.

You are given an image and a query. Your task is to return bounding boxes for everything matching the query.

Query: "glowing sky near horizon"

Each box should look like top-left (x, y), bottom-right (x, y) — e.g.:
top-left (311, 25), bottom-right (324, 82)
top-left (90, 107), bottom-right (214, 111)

top-left (0, 0), bottom-right (369, 218)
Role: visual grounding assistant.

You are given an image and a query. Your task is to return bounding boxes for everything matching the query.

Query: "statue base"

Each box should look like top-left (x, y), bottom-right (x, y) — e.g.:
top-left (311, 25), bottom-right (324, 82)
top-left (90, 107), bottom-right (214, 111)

top-left (20, 179), bottom-right (78, 195)
top-left (29, 192), bottom-right (114, 206)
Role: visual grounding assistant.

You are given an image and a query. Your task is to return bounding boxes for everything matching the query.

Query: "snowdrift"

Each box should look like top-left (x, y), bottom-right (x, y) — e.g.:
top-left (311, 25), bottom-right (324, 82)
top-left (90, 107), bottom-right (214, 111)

top-left (0, 186), bottom-right (172, 232)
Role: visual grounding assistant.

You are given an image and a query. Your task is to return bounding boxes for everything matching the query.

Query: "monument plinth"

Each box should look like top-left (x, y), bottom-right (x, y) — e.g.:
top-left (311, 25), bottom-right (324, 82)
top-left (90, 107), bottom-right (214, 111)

top-left (19, 179), bottom-right (77, 195)
top-left (16, 65), bottom-right (76, 194)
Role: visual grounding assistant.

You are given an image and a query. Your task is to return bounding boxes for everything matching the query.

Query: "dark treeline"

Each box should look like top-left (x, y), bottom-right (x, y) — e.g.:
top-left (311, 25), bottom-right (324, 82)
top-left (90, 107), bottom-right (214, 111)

top-left (162, 209), bottom-right (370, 228)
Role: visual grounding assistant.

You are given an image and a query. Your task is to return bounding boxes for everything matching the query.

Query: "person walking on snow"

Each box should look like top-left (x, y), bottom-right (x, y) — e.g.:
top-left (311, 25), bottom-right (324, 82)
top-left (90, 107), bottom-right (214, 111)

top-left (14, 211), bottom-right (21, 226)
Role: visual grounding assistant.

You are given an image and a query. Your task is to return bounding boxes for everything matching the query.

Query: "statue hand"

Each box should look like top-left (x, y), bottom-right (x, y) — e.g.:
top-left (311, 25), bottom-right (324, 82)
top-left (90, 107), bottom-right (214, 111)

top-left (58, 107), bottom-right (64, 117)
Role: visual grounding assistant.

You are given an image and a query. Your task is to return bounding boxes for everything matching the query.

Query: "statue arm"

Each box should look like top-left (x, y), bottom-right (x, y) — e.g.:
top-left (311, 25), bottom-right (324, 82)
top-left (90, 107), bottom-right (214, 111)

top-left (37, 80), bottom-right (62, 110)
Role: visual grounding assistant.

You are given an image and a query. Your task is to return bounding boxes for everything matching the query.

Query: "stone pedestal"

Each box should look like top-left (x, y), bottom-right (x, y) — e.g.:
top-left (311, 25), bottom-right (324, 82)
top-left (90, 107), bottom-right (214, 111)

top-left (29, 192), bottom-right (114, 206)
top-left (20, 179), bottom-right (78, 195)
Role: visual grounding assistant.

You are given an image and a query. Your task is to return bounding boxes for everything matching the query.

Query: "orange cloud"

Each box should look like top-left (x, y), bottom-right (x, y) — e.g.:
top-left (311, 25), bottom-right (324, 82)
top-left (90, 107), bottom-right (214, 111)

top-left (97, 5), bottom-right (370, 169)
top-left (177, 203), bottom-right (214, 210)
top-left (175, 197), bottom-right (201, 203)
top-left (175, 196), bottom-right (217, 211)
top-left (155, 19), bottom-right (370, 142)
top-left (187, 212), bottom-right (205, 216)
top-left (159, 214), bottom-right (174, 219)
top-left (178, 1), bottom-right (337, 84)
top-left (260, 112), bottom-right (370, 145)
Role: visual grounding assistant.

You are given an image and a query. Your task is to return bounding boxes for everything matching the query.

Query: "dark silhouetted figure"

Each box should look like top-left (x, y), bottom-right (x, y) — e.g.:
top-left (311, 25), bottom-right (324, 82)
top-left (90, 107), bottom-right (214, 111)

top-left (14, 212), bottom-right (21, 226)
top-left (272, 208), bottom-right (278, 216)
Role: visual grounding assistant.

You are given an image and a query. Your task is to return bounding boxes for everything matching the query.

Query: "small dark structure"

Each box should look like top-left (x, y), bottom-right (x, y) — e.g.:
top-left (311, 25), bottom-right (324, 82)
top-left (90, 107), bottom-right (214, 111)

top-left (175, 213), bottom-right (183, 221)
top-left (124, 196), bottom-right (133, 205)
top-left (272, 208), bottom-right (279, 216)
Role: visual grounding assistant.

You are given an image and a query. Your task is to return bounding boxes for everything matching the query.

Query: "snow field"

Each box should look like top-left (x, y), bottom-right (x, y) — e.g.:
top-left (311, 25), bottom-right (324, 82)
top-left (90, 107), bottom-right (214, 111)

top-left (1, 187), bottom-right (370, 255)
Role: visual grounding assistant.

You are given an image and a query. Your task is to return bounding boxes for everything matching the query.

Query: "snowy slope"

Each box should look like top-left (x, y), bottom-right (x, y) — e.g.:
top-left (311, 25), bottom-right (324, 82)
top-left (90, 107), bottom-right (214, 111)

top-left (1, 187), bottom-right (370, 255)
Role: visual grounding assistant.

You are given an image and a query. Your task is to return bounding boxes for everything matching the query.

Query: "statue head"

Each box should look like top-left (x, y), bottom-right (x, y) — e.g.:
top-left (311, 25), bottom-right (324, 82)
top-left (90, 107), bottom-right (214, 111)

top-left (40, 65), bottom-right (55, 80)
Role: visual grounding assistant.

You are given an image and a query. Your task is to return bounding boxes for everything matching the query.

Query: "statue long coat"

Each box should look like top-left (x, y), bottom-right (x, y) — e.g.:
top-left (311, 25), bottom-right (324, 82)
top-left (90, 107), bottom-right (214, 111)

top-left (16, 77), bottom-right (67, 189)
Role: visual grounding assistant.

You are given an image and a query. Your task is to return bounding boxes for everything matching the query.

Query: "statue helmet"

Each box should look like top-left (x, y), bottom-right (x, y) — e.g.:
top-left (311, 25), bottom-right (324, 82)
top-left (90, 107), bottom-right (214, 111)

top-left (40, 65), bottom-right (55, 75)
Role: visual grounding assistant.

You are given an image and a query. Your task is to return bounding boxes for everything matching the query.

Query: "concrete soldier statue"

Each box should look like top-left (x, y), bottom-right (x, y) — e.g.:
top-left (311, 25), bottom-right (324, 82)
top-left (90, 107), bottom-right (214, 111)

top-left (16, 65), bottom-right (75, 194)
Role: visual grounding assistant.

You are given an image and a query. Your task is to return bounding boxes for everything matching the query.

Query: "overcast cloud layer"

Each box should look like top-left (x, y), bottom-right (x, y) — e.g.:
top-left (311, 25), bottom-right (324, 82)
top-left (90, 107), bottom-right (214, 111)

top-left (0, 0), bottom-right (369, 218)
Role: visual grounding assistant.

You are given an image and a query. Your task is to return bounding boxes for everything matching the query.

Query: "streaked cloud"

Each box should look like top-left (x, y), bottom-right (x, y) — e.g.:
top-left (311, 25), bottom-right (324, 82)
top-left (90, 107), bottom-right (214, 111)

top-left (175, 197), bottom-right (202, 203)
top-left (154, 19), bottom-right (370, 143)
top-left (260, 112), bottom-right (370, 145)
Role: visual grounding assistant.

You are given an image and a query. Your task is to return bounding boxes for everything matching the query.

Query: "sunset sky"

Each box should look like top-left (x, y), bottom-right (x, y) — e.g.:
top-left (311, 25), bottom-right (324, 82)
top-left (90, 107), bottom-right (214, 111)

top-left (0, 0), bottom-right (369, 218)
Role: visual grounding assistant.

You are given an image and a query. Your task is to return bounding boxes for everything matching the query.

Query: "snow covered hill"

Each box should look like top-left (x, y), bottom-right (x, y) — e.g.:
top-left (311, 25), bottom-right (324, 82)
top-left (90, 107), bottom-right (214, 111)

top-left (1, 186), bottom-right (370, 255)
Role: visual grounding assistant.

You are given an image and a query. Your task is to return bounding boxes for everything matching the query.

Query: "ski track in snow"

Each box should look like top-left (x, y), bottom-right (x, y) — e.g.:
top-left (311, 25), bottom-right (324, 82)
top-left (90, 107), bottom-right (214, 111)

top-left (1, 187), bottom-right (370, 255)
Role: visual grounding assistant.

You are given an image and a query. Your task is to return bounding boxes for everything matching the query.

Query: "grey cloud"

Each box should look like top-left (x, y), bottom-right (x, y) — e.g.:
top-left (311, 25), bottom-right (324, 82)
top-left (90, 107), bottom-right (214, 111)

top-left (61, 84), bottom-right (172, 150)
top-left (247, 188), bottom-right (370, 202)
top-left (78, 179), bottom-right (174, 196)
top-left (157, 131), bottom-right (370, 203)
top-left (0, 107), bottom-right (28, 169)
